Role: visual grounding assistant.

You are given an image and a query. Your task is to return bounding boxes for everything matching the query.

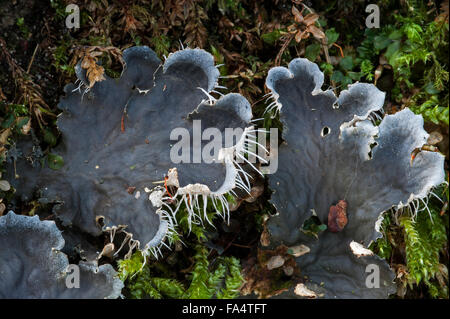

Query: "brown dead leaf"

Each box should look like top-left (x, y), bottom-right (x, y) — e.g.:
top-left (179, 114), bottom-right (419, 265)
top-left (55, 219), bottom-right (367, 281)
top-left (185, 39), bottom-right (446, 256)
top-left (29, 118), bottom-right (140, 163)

top-left (283, 6), bottom-right (326, 59)
top-left (0, 86), bottom-right (5, 101)
top-left (291, 6), bottom-right (304, 23)
top-left (374, 64), bottom-right (384, 85)
top-left (295, 30), bottom-right (305, 42)
top-left (98, 243), bottom-right (115, 259)
top-left (0, 38), bottom-right (51, 127)
top-left (260, 226), bottom-right (271, 246)
top-left (81, 55), bottom-right (105, 88)
top-left (127, 186), bottom-right (136, 194)
top-left (308, 25), bottom-right (325, 40)
top-left (287, 23), bottom-right (298, 32)
top-left (20, 118), bottom-right (31, 135)
top-left (240, 245), bottom-right (301, 298)
top-left (436, 1), bottom-right (449, 23)
top-left (0, 202), bottom-right (5, 216)
top-left (0, 128), bottom-right (11, 145)
top-left (303, 13), bottom-right (319, 26)
top-left (74, 46), bottom-right (124, 89)
top-left (427, 131), bottom-right (444, 145)
top-left (394, 264), bottom-right (409, 298)
top-left (123, 13), bottom-right (142, 33)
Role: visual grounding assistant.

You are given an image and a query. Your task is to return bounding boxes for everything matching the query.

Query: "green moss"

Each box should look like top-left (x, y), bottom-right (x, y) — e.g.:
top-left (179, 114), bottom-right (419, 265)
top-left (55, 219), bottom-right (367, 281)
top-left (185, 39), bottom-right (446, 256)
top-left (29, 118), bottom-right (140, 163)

top-left (400, 199), bottom-right (448, 297)
top-left (119, 246), bottom-right (244, 299)
top-left (356, 4), bottom-right (449, 125)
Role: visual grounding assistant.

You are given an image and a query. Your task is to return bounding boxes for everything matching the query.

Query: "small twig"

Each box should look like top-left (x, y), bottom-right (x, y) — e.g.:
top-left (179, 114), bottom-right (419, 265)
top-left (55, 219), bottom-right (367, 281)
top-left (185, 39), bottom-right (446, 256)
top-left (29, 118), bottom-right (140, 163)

top-left (322, 40), bottom-right (331, 63)
top-left (332, 43), bottom-right (345, 57)
top-left (120, 113), bottom-right (126, 132)
top-left (222, 234), bottom-right (239, 255)
top-left (164, 176), bottom-right (173, 198)
top-left (121, 100), bottom-right (130, 133)
top-left (230, 243), bottom-right (253, 249)
top-left (275, 33), bottom-right (295, 66)
top-left (43, 214), bottom-right (55, 220)
top-left (300, 2), bottom-right (314, 14)
top-left (321, 40), bottom-right (337, 90)
top-left (251, 94), bottom-right (269, 107)
top-left (27, 44), bottom-right (39, 74)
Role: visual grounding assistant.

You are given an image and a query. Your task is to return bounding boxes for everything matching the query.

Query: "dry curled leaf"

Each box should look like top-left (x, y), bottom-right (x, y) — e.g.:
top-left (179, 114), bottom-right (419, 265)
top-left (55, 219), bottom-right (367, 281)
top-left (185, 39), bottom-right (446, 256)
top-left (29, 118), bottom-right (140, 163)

top-left (241, 245), bottom-right (300, 298)
top-left (291, 6), bottom-right (303, 23)
top-left (303, 13), bottom-right (319, 26)
top-left (436, 0), bottom-right (449, 23)
top-left (81, 55), bottom-right (105, 88)
top-left (288, 6), bottom-right (326, 44)
top-left (0, 86), bottom-right (5, 101)
top-left (0, 38), bottom-right (51, 127)
top-left (307, 25), bottom-right (325, 40)
top-left (0, 128), bottom-right (11, 145)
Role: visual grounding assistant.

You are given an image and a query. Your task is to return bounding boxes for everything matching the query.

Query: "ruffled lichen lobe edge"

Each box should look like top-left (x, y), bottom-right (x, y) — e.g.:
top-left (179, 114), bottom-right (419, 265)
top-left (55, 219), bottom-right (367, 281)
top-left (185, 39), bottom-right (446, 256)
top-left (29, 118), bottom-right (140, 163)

top-left (65, 46), bottom-right (263, 261)
top-left (263, 58), bottom-right (445, 298)
top-left (265, 57), bottom-right (445, 238)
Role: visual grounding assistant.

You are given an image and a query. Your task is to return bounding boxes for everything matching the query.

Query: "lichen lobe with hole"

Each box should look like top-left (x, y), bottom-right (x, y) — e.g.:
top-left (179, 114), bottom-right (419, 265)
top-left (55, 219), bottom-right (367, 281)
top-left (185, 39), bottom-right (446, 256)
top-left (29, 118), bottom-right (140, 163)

top-left (265, 58), bottom-right (445, 298)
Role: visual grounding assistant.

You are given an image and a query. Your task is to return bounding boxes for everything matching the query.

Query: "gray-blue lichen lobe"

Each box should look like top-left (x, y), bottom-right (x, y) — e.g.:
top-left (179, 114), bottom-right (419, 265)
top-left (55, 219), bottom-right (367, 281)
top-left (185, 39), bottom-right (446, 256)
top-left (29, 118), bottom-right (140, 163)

top-left (5, 46), bottom-right (255, 258)
top-left (264, 58), bottom-right (445, 299)
top-left (0, 211), bottom-right (123, 298)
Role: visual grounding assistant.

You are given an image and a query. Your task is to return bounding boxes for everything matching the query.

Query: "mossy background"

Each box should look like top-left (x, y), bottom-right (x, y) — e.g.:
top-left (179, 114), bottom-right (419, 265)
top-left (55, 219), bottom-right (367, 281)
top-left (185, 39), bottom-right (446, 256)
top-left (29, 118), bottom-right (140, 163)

top-left (0, 0), bottom-right (448, 299)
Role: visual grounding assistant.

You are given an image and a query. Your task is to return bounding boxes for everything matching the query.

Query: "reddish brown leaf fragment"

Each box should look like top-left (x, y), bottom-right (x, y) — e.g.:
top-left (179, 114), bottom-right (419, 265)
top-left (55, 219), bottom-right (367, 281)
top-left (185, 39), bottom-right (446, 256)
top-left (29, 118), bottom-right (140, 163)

top-left (121, 114), bottom-right (125, 133)
top-left (328, 200), bottom-right (348, 232)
